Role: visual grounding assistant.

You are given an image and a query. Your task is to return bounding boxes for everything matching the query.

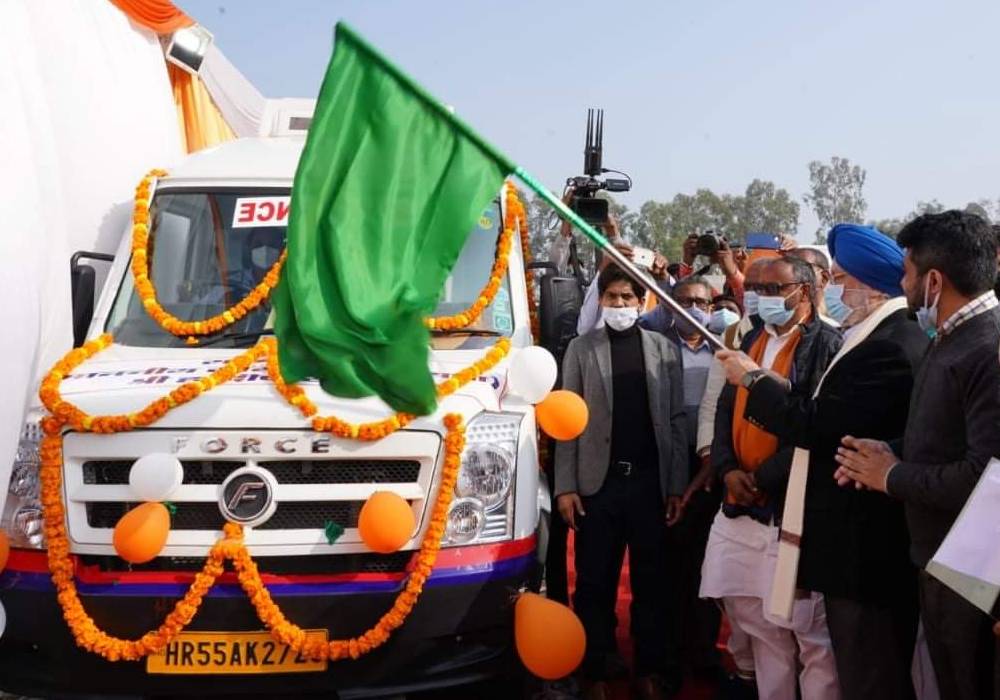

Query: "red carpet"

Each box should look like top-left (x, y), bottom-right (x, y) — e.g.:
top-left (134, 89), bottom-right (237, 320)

top-left (566, 531), bottom-right (726, 700)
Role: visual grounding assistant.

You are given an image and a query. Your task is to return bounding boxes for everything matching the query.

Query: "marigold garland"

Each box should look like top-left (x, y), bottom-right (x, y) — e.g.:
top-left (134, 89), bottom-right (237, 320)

top-left (131, 169), bottom-right (531, 340)
top-left (424, 187), bottom-right (520, 331)
top-left (35, 333), bottom-right (504, 661)
top-left (40, 334), bottom-right (508, 441)
top-left (506, 186), bottom-right (540, 340)
top-left (34, 167), bottom-right (526, 666)
top-left (37, 413), bottom-right (465, 663)
top-left (38, 333), bottom-right (269, 434)
top-left (263, 336), bottom-right (510, 441)
top-left (130, 168), bottom-right (286, 339)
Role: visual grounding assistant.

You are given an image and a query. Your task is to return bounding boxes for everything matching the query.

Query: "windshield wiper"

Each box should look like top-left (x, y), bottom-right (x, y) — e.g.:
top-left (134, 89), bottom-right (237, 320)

top-left (429, 329), bottom-right (502, 337)
top-left (195, 329), bottom-right (275, 347)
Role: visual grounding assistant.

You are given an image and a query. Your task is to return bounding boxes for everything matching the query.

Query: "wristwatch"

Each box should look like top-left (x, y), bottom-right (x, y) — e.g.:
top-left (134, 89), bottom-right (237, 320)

top-left (740, 369), bottom-right (766, 389)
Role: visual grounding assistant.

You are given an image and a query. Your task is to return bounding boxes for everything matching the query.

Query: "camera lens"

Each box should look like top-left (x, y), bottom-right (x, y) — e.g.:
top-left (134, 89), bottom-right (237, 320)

top-left (697, 234), bottom-right (720, 256)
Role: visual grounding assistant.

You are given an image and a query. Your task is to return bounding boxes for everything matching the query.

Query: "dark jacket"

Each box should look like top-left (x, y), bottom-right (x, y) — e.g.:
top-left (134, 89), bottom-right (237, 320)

top-left (711, 314), bottom-right (842, 520)
top-left (555, 326), bottom-right (689, 500)
top-left (745, 308), bottom-right (928, 602)
top-left (887, 306), bottom-right (1000, 567)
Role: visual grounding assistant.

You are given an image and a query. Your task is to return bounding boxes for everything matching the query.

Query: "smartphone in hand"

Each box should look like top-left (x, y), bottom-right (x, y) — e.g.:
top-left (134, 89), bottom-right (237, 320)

top-left (632, 247), bottom-right (655, 269)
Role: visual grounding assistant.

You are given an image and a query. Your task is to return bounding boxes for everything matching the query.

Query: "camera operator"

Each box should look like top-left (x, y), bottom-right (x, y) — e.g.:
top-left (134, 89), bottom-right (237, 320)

top-left (678, 234), bottom-right (748, 303)
top-left (570, 208), bottom-right (673, 334)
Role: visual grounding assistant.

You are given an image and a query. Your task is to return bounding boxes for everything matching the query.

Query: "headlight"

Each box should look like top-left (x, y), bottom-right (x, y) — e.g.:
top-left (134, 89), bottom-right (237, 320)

top-left (12, 506), bottom-right (44, 548)
top-left (2, 422), bottom-right (45, 549)
top-left (456, 443), bottom-right (513, 510)
top-left (445, 412), bottom-right (520, 545)
top-left (10, 462), bottom-right (40, 498)
top-left (445, 497), bottom-right (486, 544)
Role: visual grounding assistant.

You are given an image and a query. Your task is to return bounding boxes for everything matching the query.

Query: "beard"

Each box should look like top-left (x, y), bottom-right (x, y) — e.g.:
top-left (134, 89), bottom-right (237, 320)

top-left (902, 275), bottom-right (924, 317)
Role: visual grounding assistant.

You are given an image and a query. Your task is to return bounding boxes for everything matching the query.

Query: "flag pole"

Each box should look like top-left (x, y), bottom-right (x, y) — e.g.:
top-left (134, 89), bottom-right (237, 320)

top-left (336, 21), bottom-right (724, 350)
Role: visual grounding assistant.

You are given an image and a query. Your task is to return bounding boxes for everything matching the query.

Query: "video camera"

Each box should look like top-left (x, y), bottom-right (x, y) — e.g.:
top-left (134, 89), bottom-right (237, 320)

top-left (567, 109), bottom-right (631, 225)
top-left (697, 229), bottom-right (726, 257)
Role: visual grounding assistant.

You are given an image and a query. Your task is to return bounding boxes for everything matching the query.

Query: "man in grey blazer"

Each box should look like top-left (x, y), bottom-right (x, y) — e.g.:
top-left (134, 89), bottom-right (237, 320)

top-left (555, 264), bottom-right (688, 700)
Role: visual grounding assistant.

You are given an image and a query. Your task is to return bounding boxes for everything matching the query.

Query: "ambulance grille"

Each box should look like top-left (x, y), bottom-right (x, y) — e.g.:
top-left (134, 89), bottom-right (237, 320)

top-left (82, 459), bottom-right (421, 485)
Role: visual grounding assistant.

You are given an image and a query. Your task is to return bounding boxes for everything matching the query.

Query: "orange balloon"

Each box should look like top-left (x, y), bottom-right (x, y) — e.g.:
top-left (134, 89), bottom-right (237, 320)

top-left (535, 390), bottom-right (589, 441)
top-left (112, 502), bottom-right (170, 564)
top-left (0, 529), bottom-right (9, 573)
top-left (515, 592), bottom-right (586, 679)
top-left (358, 491), bottom-right (415, 553)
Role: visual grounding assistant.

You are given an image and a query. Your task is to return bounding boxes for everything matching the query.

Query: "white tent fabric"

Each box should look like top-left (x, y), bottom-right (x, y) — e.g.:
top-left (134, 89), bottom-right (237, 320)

top-left (0, 0), bottom-right (182, 498)
top-left (200, 43), bottom-right (267, 137)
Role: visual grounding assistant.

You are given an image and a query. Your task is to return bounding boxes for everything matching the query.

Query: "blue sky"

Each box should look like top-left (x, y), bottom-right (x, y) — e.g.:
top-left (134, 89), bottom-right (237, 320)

top-left (180, 0), bottom-right (1000, 239)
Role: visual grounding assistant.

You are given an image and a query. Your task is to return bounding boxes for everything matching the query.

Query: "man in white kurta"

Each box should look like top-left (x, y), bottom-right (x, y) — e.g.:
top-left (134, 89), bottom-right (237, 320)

top-left (699, 257), bottom-right (841, 700)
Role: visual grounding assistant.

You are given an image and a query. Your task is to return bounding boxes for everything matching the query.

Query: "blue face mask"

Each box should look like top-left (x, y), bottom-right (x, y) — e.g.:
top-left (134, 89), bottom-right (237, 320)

top-left (707, 308), bottom-right (740, 334)
top-left (824, 284), bottom-right (853, 324)
top-left (743, 291), bottom-right (760, 318)
top-left (915, 274), bottom-right (939, 339)
top-left (675, 306), bottom-right (710, 336)
top-left (758, 295), bottom-right (796, 327)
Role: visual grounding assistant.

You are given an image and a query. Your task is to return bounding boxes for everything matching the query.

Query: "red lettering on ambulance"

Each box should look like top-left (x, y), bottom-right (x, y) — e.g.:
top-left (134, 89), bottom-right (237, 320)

top-left (237, 201), bottom-right (255, 223)
top-left (256, 201), bottom-right (275, 222)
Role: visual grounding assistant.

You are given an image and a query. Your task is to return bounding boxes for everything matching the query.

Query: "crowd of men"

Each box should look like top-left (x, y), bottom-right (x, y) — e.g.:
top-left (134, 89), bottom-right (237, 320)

top-left (546, 210), bottom-right (1000, 700)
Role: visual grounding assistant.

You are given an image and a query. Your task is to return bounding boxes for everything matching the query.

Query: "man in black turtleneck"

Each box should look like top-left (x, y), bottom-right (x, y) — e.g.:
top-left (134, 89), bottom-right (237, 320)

top-left (555, 264), bottom-right (688, 700)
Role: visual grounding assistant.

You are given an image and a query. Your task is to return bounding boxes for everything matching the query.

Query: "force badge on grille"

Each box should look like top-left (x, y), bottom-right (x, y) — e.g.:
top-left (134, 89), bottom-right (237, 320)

top-left (218, 466), bottom-right (277, 527)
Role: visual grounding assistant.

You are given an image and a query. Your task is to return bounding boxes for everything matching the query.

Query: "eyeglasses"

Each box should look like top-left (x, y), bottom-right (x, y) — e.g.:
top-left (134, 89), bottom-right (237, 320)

top-left (744, 282), bottom-right (803, 296)
top-left (674, 296), bottom-right (712, 310)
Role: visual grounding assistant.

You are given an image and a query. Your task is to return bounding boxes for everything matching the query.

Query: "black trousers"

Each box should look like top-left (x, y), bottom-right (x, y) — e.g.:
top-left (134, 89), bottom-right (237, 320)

top-left (574, 464), bottom-right (668, 679)
top-left (664, 449), bottom-right (721, 677)
top-left (543, 443), bottom-right (570, 605)
top-left (918, 570), bottom-right (999, 700)
top-left (825, 594), bottom-right (918, 700)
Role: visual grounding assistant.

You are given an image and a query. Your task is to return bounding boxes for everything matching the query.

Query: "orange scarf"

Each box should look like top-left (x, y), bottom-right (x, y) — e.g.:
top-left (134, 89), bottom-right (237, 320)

top-left (731, 327), bottom-right (802, 472)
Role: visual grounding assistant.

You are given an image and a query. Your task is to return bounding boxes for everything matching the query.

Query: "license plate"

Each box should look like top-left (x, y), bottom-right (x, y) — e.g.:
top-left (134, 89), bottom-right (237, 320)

top-left (147, 630), bottom-right (328, 674)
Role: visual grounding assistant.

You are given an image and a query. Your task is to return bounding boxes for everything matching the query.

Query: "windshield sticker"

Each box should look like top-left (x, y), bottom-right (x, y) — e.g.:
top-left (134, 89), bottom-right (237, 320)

top-left (492, 288), bottom-right (513, 333)
top-left (232, 197), bottom-right (291, 228)
top-left (60, 359), bottom-right (504, 397)
top-left (478, 205), bottom-right (497, 231)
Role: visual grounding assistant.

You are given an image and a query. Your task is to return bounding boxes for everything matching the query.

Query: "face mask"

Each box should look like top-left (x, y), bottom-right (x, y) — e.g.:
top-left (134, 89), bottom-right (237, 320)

top-left (675, 306), bottom-right (711, 336)
top-left (602, 305), bottom-right (639, 331)
top-left (743, 291), bottom-right (760, 318)
top-left (758, 294), bottom-right (796, 327)
top-left (824, 284), bottom-right (852, 324)
top-left (708, 308), bottom-right (740, 334)
top-left (915, 274), bottom-right (940, 338)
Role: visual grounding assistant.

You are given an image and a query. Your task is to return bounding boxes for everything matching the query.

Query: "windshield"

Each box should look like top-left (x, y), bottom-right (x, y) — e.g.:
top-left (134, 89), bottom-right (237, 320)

top-left (106, 189), bottom-right (514, 350)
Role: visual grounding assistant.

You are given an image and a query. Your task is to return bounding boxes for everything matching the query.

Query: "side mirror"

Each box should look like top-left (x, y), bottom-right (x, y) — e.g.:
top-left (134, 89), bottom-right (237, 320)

top-left (527, 262), bottom-right (584, 370)
top-left (70, 251), bottom-right (114, 347)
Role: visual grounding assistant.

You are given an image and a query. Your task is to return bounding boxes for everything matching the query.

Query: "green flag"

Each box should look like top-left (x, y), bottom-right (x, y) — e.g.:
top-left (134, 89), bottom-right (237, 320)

top-left (273, 23), bottom-right (512, 415)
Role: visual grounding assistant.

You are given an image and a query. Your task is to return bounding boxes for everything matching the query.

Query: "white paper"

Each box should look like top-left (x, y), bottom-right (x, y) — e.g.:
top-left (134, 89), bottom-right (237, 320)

top-left (931, 458), bottom-right (1000, 584)
top-left (231, 196), bottom-right (291, 228)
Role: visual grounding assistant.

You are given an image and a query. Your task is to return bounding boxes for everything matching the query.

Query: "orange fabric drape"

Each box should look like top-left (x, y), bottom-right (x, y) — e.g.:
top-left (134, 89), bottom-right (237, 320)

top-left (168, 64), bottom-right (237, 153)
top-left (731, 328), bottom-right (802, 472)
top-left (108, 0), bottom-right (193, 33)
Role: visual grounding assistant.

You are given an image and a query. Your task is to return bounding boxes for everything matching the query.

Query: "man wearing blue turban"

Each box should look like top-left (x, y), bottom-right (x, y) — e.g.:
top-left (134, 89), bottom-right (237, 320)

top-left (715, 223), bottom-right (929, 699)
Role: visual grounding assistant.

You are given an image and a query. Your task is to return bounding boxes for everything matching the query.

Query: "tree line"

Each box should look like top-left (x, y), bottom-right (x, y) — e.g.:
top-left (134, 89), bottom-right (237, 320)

top-left (522, 155), bottom-right (1000, 265)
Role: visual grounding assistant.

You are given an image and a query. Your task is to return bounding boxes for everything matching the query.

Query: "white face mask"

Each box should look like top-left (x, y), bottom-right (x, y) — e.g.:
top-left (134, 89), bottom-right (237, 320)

top-left (707, 308), bottom-right (740, 334)
top-left (601, 305), bottom-right (639, 331)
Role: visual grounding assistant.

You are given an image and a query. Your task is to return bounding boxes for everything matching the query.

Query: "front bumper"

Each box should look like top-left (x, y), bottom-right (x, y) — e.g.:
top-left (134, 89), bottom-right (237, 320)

top-left (0, 539), bottom-right (536, 698)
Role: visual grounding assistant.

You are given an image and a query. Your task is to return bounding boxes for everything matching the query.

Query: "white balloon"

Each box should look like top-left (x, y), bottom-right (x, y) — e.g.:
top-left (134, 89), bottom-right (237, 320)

top-left (509, 346), bottom-right (558, 404)
top-left (0, 599), bottom-right (5, 639)
top-left (128, 453), bottom-right (184, 502)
